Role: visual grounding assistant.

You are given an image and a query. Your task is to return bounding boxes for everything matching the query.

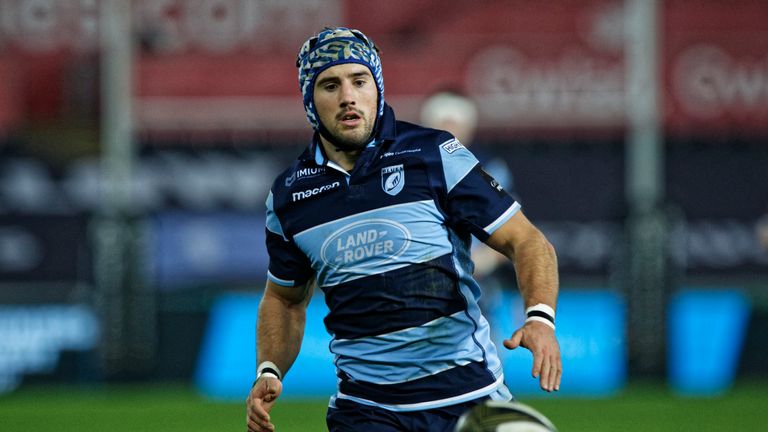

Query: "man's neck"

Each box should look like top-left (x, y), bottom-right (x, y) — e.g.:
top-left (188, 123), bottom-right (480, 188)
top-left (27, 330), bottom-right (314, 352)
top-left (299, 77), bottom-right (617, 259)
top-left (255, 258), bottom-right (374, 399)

top-left (319, 135), bottom-right (363, 172)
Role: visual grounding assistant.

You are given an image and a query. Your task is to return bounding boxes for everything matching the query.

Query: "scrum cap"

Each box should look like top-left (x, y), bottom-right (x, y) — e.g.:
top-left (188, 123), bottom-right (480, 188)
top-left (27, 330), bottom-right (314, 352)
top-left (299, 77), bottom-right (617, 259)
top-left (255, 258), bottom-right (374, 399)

top-left (296, 27), bottom-right (385, 131)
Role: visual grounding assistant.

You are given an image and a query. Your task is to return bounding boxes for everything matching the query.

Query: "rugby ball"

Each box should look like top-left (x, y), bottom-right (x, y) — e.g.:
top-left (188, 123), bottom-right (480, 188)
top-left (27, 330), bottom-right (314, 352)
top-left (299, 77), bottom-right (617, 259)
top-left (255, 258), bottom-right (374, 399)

top-left (455, 400), bottom-right (558, 432)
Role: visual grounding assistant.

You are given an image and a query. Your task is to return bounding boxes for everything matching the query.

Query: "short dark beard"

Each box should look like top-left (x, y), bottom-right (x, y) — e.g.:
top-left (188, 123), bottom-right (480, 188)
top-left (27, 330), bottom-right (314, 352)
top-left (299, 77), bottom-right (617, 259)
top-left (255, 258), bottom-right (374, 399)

top-left (318, 122), bottom-right (373, 152)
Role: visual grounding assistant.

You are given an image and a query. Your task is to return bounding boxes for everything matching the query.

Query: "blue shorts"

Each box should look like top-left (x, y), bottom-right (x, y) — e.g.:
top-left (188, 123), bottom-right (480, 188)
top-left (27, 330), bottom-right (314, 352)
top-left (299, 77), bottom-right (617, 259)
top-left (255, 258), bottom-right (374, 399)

top-left (326, 398), bottom-right (484, 432)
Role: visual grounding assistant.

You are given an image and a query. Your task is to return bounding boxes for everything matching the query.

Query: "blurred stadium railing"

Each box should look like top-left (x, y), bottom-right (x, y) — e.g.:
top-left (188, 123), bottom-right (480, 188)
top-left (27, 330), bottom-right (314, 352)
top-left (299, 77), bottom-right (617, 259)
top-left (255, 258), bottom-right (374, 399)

top-left (1, 0), bottom-right (767, 397)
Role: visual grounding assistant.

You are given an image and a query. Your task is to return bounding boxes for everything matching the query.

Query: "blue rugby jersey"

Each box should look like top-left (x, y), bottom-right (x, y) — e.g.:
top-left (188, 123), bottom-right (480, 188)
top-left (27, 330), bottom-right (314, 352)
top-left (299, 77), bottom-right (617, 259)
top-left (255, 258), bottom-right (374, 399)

top-left (265, 104), bottom-right (520, 411)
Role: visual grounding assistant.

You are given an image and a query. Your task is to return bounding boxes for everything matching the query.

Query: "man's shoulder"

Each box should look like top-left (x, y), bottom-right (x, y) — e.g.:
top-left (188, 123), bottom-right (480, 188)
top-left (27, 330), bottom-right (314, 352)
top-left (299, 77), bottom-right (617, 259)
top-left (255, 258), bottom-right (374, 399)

top-left (392, 120), bottom-right (456, 159)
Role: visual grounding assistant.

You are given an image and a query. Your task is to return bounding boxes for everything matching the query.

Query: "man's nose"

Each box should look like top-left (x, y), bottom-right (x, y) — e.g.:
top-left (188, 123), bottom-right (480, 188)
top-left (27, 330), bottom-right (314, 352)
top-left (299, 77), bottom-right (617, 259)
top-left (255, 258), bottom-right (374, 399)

top-left (339, 82), bottom-right (356, 106)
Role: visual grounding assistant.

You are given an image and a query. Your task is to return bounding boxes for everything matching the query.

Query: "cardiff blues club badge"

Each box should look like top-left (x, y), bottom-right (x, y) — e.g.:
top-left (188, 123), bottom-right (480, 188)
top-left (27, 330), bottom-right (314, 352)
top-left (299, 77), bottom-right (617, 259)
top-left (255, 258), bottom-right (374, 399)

top-left (381, 164), bottom-right (405, 196)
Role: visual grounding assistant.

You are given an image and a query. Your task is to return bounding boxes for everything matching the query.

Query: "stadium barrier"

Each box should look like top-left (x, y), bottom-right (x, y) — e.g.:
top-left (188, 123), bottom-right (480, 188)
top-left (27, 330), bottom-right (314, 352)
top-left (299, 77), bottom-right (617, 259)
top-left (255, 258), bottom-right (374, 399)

top-left (194, 289), bottom-right (628, 400)
top-left (668, 289), bottom-right (750, 396)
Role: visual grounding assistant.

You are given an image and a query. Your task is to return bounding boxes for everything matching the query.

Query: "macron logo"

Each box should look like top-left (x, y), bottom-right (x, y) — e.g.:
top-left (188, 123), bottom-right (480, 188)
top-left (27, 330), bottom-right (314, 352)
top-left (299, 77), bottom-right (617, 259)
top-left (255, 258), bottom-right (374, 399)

top-left (292, 181), bottom-right (340, 202)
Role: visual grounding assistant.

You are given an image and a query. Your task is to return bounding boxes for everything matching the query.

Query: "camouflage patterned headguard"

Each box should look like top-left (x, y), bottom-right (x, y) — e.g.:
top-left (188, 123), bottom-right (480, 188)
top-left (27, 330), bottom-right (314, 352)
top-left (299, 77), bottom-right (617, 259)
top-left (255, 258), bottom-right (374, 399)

top-left (296, 27), bottom-right (384, 131)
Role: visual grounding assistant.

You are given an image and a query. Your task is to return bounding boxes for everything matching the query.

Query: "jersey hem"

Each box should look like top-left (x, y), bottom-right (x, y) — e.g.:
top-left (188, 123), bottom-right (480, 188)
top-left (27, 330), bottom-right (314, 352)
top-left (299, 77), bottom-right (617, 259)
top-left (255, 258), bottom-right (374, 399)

top-left (332, 374), bottom-right (505, 412)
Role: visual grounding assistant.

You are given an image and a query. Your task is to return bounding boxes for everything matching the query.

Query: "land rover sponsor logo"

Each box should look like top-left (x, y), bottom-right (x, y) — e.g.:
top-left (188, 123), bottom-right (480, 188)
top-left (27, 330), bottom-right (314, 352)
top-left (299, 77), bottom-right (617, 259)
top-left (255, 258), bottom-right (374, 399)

top-left (441, 139), bottom-right (465, 154)
top-left (381, 164), bottom-right (405, 196)
top-left (320, 219), bottom-right (411, 269)
top-left (291, 181), bottom-right (340, 201)
top-left (285, 167), bottom-right (325, 187)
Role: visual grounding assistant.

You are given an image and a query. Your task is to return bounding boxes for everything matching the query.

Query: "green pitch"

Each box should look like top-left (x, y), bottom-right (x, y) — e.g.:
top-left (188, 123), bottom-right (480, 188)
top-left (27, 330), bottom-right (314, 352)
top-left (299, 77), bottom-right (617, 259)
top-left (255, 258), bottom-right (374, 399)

top-left (1, 380), bottom-right (766, 431)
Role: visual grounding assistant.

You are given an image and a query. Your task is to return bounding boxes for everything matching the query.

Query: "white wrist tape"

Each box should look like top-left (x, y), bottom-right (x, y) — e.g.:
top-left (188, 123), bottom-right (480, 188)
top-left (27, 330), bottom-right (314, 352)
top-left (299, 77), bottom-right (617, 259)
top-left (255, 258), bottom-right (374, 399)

top-left (256, 361), bottom-right (282, 381)
top-left (525, 303), bottom-right (556, 330)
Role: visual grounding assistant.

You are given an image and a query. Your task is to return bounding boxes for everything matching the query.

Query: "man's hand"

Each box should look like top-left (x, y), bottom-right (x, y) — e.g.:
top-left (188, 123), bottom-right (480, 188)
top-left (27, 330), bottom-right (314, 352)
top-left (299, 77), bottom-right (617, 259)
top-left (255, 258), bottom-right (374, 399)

top-left (503, 321), bottom-right (562, 392)
top-left (246, 376), bottom-right (282, 432)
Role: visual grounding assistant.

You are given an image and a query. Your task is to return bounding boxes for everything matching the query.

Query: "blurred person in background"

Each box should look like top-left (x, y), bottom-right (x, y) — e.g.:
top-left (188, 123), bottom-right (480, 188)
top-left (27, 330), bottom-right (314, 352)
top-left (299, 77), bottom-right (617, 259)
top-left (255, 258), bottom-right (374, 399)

top-left (757, 207), bottom-right (768, 251)
top-left (247, 27), bottom-right (560, 432)
top-left (421, 89), bottom-right (519, 282)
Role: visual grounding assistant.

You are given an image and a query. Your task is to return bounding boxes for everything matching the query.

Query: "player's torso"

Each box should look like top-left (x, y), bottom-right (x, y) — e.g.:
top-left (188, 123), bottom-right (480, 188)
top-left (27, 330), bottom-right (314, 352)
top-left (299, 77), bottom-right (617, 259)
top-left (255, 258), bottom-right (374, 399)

top-left (268, 127), bottom-right (506, 407)
top-left (277, 143), bottom-right (458, 287)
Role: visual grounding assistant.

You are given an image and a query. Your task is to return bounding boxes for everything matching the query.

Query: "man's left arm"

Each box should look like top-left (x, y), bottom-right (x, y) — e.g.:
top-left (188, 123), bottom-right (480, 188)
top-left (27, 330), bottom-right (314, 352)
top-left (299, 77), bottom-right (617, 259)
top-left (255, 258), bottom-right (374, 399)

top-left (485, 210), bottom-right (562, 392)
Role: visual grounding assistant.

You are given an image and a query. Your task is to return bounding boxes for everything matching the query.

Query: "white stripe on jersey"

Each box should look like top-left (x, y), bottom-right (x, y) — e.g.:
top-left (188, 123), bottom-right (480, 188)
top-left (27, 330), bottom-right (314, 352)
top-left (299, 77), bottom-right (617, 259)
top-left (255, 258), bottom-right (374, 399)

top-left (483, 201), bottom-right (521, 234)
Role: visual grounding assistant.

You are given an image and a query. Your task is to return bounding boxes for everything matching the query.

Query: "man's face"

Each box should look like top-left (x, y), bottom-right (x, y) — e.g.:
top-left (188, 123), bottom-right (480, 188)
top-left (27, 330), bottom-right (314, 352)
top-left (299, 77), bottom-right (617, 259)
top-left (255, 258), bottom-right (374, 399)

top-left (313, 63), bottom-right (378, 150)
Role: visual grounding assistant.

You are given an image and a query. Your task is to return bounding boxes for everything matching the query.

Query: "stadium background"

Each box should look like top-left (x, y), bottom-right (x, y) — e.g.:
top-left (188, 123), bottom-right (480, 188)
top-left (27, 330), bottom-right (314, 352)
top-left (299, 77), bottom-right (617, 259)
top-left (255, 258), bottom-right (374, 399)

top-left (1, 0), bottom-right (767, 430)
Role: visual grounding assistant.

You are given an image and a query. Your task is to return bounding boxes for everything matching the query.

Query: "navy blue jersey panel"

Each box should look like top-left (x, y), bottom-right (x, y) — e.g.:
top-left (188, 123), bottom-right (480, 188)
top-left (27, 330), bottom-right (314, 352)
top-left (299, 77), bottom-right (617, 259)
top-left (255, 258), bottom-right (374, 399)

top-left (338, 361), bottom-right (495, 405)
top-left (322, 255), bottom-right (464, 339)
top-left (271, 171), bottom-right (349, 237)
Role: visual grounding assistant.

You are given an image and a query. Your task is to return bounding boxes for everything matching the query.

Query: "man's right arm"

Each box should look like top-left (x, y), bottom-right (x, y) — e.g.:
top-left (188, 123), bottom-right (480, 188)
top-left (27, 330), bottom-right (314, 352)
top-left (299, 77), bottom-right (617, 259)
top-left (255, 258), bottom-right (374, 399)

top-left (247, 279), bottom-right (313, 432)
top-left (257, 279), bottom-right (313, 373)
